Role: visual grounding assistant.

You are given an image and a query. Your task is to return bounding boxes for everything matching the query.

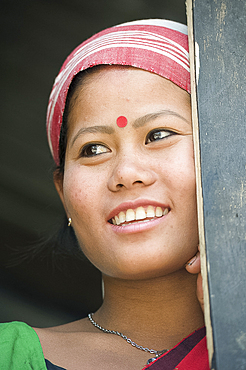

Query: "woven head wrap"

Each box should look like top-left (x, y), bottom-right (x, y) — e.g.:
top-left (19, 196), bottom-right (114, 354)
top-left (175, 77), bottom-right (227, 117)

top-left (47, 19), bottom-right (190, 165)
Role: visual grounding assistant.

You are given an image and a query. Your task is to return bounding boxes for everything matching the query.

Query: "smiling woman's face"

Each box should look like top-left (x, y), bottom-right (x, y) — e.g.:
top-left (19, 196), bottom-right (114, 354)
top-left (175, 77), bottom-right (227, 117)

top-left (55, 66), bottom-right (198, 280)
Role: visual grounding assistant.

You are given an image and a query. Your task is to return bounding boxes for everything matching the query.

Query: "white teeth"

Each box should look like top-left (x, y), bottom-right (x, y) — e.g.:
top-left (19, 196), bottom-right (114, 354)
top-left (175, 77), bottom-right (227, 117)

top-left (163, 208), bottom-right (169, 216)
top-left (111, 206), bottom-right (169, 225)
top-left (136, 207), bottom-right (147, 220)
top-left (146, 205), bottom-right (155, 218)
top-left (119, 211), bottom-right (126, 223)
top-left (126, 209), bottom-right (135, 222)
top-left (156, 207), bottom-right (163, 217)
top-left (115, 215), bottom-right (120, 225)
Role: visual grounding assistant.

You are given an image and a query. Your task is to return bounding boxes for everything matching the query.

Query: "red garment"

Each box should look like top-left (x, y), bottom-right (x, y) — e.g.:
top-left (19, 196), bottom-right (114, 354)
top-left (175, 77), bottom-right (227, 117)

top-left (142, 327), bottom-right (209, 370)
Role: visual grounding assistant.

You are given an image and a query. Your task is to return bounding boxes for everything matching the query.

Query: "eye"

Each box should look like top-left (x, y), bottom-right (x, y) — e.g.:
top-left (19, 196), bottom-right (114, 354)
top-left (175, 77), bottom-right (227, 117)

top-left (145, 129), bottom-right (175, 144)
top-left (80, 143), bottom-right (110, 157)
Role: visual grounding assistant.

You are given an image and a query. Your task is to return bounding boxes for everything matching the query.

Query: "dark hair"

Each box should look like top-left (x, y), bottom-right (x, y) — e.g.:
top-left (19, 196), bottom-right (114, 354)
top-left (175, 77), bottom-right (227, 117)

top-left (53, 68), bottom-right (99, 256)
top-left (51, 71), bottom-right (85, 255)
top-left (56, 71), bottom-right (85, 175)
top-left (56, 65), bottom-right (106, 175)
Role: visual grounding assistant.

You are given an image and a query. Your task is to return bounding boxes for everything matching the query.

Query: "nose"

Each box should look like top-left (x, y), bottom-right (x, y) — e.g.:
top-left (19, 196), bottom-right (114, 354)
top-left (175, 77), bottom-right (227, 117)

top-left (107, 154), bottom-right (157, 192)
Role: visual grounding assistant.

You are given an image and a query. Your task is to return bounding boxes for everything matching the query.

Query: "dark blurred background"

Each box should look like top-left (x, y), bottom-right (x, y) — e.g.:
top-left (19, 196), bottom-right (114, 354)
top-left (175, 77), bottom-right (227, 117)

top-left (0, 0), bottom-right (187, 327)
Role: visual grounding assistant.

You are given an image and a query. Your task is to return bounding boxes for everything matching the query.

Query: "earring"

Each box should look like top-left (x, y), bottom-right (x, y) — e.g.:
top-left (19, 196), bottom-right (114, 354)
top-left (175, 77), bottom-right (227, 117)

top-left (68, 217), bottom-right (72, 227)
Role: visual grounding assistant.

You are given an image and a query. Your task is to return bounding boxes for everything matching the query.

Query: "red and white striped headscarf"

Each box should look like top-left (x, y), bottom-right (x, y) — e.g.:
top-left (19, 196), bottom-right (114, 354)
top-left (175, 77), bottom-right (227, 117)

top-left (47, 19), bottom-right (190, 165)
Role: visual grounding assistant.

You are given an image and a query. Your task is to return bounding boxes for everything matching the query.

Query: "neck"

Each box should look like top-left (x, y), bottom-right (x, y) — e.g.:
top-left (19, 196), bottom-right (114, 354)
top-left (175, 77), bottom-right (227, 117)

top-left (94, 268), bottom-right (204, 350)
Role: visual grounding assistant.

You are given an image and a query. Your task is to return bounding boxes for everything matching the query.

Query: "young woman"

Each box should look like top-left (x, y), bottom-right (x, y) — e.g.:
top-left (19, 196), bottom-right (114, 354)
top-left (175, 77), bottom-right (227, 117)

top-left (0, 19), bottom-right (208, 369)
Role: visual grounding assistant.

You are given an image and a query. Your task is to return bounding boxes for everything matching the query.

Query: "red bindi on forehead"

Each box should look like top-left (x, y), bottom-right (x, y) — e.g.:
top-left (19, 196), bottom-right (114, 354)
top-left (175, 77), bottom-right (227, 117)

top-left (116, 116), bottom-right (128, 128)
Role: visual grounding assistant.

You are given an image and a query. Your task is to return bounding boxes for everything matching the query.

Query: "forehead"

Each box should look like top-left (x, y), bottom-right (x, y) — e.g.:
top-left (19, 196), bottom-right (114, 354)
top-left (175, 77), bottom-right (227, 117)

top-left (70, 66), bottom-right (190, 113)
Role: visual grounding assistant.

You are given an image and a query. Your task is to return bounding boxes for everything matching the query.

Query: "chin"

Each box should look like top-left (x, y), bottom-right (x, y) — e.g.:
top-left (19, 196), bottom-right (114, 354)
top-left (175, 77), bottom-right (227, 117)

top-left (100, 256), bottom-right (188, 281)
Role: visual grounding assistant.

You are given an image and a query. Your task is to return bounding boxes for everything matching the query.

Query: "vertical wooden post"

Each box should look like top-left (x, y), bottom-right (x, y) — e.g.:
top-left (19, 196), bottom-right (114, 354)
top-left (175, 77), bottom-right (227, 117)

top-left (187, 0), bottom-right (246, 369)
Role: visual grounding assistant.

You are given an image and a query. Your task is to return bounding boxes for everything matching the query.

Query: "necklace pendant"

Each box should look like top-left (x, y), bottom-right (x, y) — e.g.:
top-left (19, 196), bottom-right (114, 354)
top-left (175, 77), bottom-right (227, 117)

top-left (147, 357), bottom-right (157, 364)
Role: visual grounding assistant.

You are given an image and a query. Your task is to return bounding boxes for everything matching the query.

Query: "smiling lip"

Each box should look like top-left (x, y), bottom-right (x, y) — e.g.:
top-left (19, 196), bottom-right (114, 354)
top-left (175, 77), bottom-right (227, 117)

top-left (107, 200), bottom-right (170, 228)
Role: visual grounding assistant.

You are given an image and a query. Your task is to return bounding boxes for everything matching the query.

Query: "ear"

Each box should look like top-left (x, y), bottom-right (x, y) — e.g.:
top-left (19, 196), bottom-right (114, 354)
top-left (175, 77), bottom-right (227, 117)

top-left (53, 170), bottom-right (66, 210)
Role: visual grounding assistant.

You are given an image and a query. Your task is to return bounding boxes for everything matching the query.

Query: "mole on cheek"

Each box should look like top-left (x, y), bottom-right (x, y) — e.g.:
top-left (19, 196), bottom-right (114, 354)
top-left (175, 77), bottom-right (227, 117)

top-left (116, 116), bottom-right (128, 128)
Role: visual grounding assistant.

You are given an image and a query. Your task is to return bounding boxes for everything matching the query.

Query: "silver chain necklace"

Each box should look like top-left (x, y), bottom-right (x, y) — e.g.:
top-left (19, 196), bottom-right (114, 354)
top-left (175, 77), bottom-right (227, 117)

top-left (88, 313), bottom-right (168, 364)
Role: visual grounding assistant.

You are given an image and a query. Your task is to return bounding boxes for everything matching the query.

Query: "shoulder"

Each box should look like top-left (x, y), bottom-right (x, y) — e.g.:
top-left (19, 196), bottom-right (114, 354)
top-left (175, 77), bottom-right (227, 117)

top-left (0, 321), bottom-right (38, 343)
top-left (33, 318), bottom-right (100, 367)
top-left (33, 318), bottom-right (91, 354)
top-left (0, 320), bottom-right (33, 334)
top-left (0, 321), bottom-right (47, 369)
top-left (33, 317), bottom-right (90, 338)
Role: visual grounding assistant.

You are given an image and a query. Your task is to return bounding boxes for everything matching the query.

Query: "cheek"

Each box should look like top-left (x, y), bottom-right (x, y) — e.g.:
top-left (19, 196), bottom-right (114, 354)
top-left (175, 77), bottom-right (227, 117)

top-left (62, 167), bottom-right (111, 270)
top-left (177, 153), bottom-right (196, 197)
top-left (164, 140), bottom-right (196, 196)
top-left (62, 166), bottom-right (97, 219)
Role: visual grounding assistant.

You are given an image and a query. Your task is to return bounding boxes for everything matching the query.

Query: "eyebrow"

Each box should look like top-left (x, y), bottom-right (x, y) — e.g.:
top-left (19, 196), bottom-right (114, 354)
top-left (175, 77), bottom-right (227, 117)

top-left (132, 110), bottom-right (190, 128)
top-left (71, 109), bottom-right (189, 147)
top-left (71, 125), bottom-right (115, 147)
